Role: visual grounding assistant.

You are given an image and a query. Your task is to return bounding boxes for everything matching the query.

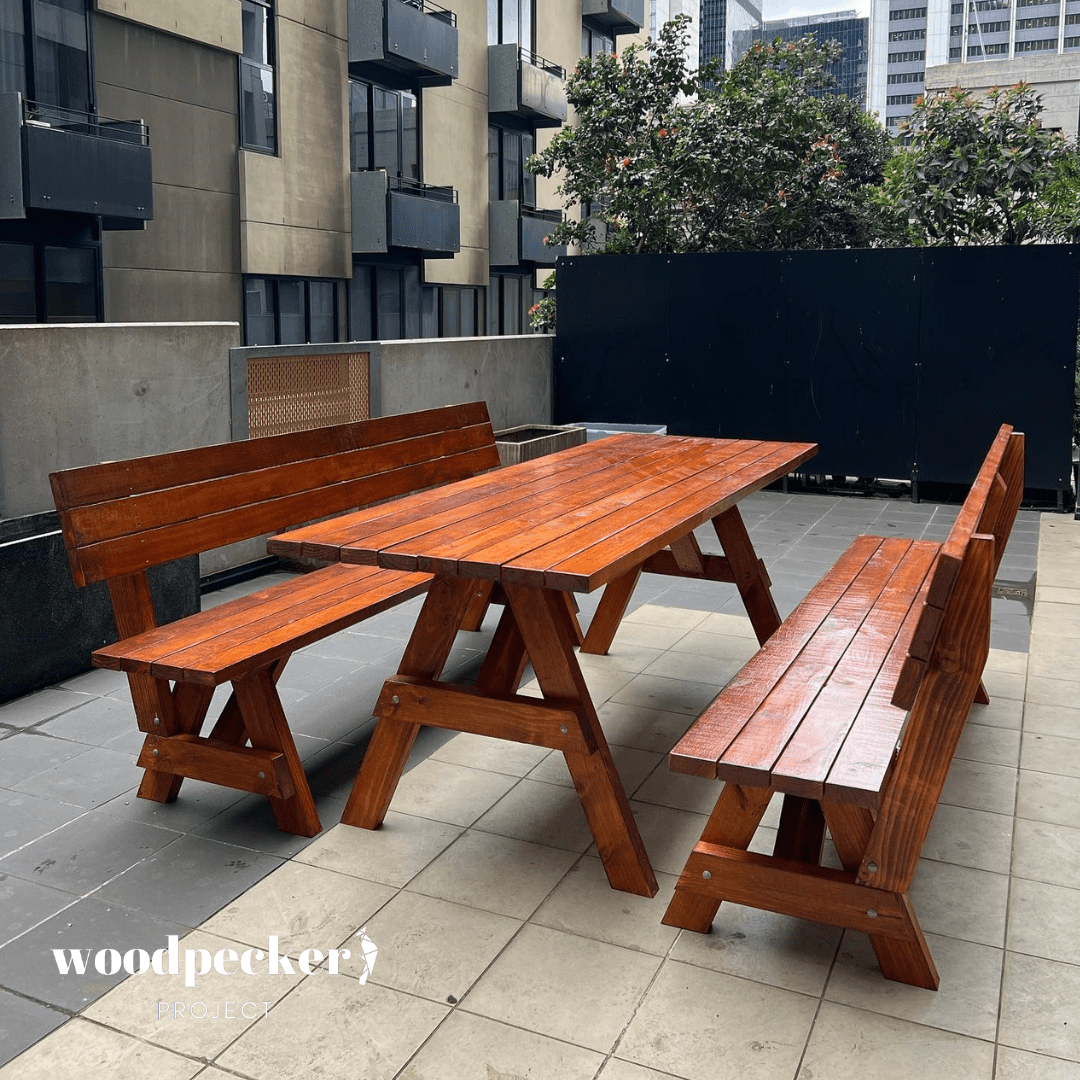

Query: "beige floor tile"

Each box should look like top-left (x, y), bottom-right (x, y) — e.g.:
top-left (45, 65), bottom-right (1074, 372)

top-left (922, 804), bottom-right (1013, 874)
top-left (1026, 677), bottom-right (1080, 711)
top-left (1008, 878), bottom-right (1080, 966)
top-left (940, 758), bottom-right (1017, 816)
top-left (82, 929), bottom-right (301, 1059)
top-left (670, 903), bottom-right (842, 996)
top-left (527, 743), bottom-right (661, 794)
top-left (999, 951), bottom-right (1080, 1061)
top-left (1012, 817), bottom-right (1080, 889)
top-left (461, 923), bottom-right (661, 1053)
top-left (640, 649), bottom-right (742, 688)
top-left (576, 641), bottom-right (666, 675)
top-left (1031, 604), bottom-right (1080, 635)
top-left (986, 649), bottom-right (1029, 675)
top-left (471, 778), bottom-right (596, 852)
top-left (595, 701), bottom-right (695, 753)
top-left (579, 665), bottom-right (638, 705)
top-left (386, 758), bottom-right (520, 827)
top-left (1021, 732), bottom-right (1080, 780)
top-left (346, 890), bottom-right (519, 1003)
top-left (631, 759), bottom-right (724, 815)
top-left (293, 814), bottom-right (463, 888)
top-left (610, 621), bottom-right (689, 651)
top-left (0, 1019), bottom-right (202, 1080)
top-left (623, 604), bottom-right (710, 631)
top-left (1029, 654), bottom-right (1080, 682)
top-left (611, 674), bottom-right (721, 717)
top-left (982, 669), bottom-right (1027, 702)
top-left (397, 1011), bottom-right (604, 1080)
top-left (406, 830), bottom-right (577, 918)
top-left (201, 860), bottom-right (396, 952)
top-left (996, 1046), bottom-right (1080, 1079)
top-left (968, 696), bottom-right (1024, 731)
top-left (667, 628), bottom-right (759, 663)
top-left (1016, 770), bottom-right (1080, 829)
top-left (625, 801), bottom-right (709, 877)
top-left (430, 733), bottom-right (552, 777)
top-left (695, 612), bottom-right (758, 638)
top-left (1034, 585), bottom-right (1080, 607)
top-left (616, 958), bottom-right (817, 1080)
top-left (907, 860), bottom-right (1009, 947)
top-left (1023, 704), bottom-right (1080, 740)
top-left (217, 972), bottom-right (447, 1080)
top-left (799, 1001), bottom-right (994, 1080)
top-left (598, 1060), bottom-right (689, 1080)
top-left (529, 856), bottom-right (680, 955)
top-left (825, 932), bottom-right (1002, 1040)
top-left (956, 724), bottom-right (1021, 768)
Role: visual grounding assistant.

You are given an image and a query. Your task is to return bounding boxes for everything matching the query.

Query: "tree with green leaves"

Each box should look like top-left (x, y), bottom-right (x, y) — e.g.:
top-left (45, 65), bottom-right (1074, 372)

top-left (881, 84), bottom-right (1080, 246)
top-left (528, 16), bottom-right (894, 259)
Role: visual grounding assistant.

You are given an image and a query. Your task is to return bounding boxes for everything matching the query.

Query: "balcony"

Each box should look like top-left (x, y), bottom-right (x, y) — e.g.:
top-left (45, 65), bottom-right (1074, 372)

top-left (582, 0), bottom-right (645, 35)
top-left (349, 0), bottom-right (458, 90)
top-left (488, 44), bottom-right (567, 128)
top-left (0, 94), bottom-right (152, 229)
top-left (489, 201), bottom-right (565, 267)
top-left (352, 169), bottom-right (460, 256)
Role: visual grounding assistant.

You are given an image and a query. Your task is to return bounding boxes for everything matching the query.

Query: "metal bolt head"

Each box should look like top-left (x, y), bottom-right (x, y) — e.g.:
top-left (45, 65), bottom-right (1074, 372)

top-left (153, 717), bottom-right (161, 726)
top-left (702, 870), bottom-right (712, 880)
top-left (559, 725), bottom-right (568, 734)
top-left (866, 862), bottom-right (878, 874)
top-left (867, 909), bottom-right (878, 919)
top-left (392, 695), bottom-right (400, 705)
top-left (151, 748), bottom-right (159, 757)
top-left (258, 771), bottom-right (266, 780)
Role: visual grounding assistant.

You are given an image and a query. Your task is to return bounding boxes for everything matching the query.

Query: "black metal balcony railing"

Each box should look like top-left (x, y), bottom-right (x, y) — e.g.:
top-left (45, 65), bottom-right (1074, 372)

top-left (387, 173), bottom-right (456, 203)
top-left (489, 200), bottom-right (565, 266)
top-left (521, 205), bottom-right (563, 225)
top-left (0, 92), bottom-right (153, 228)
top-left (23, 99), bottom-right (149, 145)
top-left (518, 47), bottom-right (566, 79)
top-left (397, 0), bottom-right (456, 26)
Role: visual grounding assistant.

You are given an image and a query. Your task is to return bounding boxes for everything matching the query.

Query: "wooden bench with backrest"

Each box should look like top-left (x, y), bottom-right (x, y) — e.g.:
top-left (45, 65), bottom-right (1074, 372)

top-left (661, 424), bottom-right (1024, 989)
top-left (49, 402), bottom-right (501, 838)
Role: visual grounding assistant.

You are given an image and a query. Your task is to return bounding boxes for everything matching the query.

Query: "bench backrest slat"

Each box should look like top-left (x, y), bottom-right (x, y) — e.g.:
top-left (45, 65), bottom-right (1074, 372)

top-left (51, 402), bottom-right (499, 588)
top-left (891, 424), bottom-right (1024, 711)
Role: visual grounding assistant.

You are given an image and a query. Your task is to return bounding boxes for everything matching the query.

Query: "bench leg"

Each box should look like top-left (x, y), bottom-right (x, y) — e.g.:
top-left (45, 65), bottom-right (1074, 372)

top-left (581, 565), bottom-right (642, 655)
top-left (974, 679), bottom-right (990, 705)
top-left (136, 681), bottom-right (215, 803)
top-left (712, 507), bottom-right (781, 645)
top-left (342, 575), bottom-right (475, 829)
top-left (475, 603), bottom-right (529, 694)
top-left (773, 794), bottom-right (825, 864)
top-left (233, 667), bottom-right (321, 837)
top-left (822, 798), bottom-right (939, 990)
top-left (506, 582), bottom-right (657, 898)
top-left (662, 783), bottom-right (773, 932)
top-left (460, 581), bottom-right (496, 632)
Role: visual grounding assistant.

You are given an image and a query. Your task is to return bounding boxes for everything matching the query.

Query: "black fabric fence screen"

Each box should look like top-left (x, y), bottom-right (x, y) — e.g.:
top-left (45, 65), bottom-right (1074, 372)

top-left (554, 246), bottom-right (1079, 496)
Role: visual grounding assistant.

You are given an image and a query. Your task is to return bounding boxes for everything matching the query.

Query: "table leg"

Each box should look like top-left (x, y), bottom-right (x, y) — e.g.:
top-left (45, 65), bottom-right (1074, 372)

top-left (475, 602), bottom-right (529, 695)
top-left (712, 506), bottom-right (781, 645)
top-left (581, 564), bottom-right (642, 655)
top-left (341, 574), bottom-right (475, 829)
top-left (460, 580), bottom-right (495, 632)
top-left (505, 582), bottom-right (657, 897)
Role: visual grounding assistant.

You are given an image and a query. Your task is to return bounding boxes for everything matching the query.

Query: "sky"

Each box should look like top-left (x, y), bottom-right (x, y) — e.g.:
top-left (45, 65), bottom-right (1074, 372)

top-left (761, 0), bottom-right (872, 22)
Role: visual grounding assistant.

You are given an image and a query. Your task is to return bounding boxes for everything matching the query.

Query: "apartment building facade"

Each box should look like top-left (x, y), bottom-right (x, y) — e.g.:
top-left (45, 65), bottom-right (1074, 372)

top-left (0, 0), bottom-right (646, 342)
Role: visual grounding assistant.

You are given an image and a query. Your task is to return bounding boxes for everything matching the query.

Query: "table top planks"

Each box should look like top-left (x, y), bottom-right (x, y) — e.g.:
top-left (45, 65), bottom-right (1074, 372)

top-left (270, 434), bottom-right (817, 592)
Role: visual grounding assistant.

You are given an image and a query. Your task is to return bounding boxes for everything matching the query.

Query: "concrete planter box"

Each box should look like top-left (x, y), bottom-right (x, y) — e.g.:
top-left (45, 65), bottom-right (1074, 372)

top-left (0, 510), bottom-right (199, 703)
top-left (494, 423), bottom-right (586, 467)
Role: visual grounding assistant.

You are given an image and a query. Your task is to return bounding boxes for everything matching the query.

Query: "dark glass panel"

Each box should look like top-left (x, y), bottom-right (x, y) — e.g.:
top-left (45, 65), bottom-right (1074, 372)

top-left (244, 277), bottom-right (275, 345)
top-left (350, 80), bottom-right (371, 170)
top-left (277, 279), bottom-right (305, 343)
top-left (373, 87), bottom-right (399, 175)
top-left (488, 127), bottom-right (501, 202)
top-left (32, 0), bottom-right (90, 112)
top-left (376, 266), bottom-right (402, 339)
top-left (401, 92), bottom-right (418, 180)
top-left (308, 280), bottom-right (335, 342)
top-left (403, 264), bottom-right (420, 338)
top-left (0, 242), bottom-right (36, 323)
top-left (350, 266), bottom-right (373, 340)
top-left (0, 1), bottom-right (27, 96)
top-left (43, 245), bottom-right (95, 322)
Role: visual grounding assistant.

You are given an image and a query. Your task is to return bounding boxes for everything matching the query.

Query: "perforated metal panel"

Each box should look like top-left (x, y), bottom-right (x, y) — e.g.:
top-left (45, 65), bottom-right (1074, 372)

top-left (247, 352), bottom-right (370, 439)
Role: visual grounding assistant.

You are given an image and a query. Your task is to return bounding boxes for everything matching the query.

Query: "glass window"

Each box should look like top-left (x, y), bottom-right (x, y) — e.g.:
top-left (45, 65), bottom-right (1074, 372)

top-left (377, 267), bottom-right (402, 340)
top-left (350, 81), bottom-right (370, 171)
top-left (350, 267), bottom-right (373, 340)
top-left (401, 92), bottom-right (418, 181)
top-left (487, 276), bottom-right (500, 335)
top-left (521, 131), bottom-right (535, 208)
top-left (403, 264), bottom-right (420, 338)
top-left (32, 0), bottom-right (90, 112)
top-left (373, 87), bottom-right (398, 174)
top-left (502, 131), bottom-right (521, 202)
top-left (43, 245), bottom-right (96, 322)
top-left (421, 285), bottom-right (438, 337)
top-left (354, 81), bottom-right (419, 180)
top-left (240, 0), bottom-right (275, 154)
top-left (0, 242), bottom-right (36, 322)
top-left (244, 277), bottom-right (275, 345)
top-left (277, 279), bottom-right (305, 344)
top-left (0, 1), bottom-right (27, 96)
top-left (488, 127), bottom-right (501, 202)
top-left (502, 275), bottom-right (520, 334)
top-left (441, 287), bottom-right (461, 337)
top-left (308, 280), bottom-right (335, 343)
top-left (488, 0), bottom-right (534, 49)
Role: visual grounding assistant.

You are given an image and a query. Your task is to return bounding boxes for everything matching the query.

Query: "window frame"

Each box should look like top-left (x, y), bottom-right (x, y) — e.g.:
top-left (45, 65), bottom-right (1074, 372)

top-left (239, 0), bottom-right (277, 155)
top-left (243, 275), bottom-right (341, 346)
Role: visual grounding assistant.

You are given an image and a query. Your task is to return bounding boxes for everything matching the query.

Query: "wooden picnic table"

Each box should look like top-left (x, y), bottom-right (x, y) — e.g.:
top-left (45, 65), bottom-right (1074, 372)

top-left (269, 432), bottom-right (816, 895)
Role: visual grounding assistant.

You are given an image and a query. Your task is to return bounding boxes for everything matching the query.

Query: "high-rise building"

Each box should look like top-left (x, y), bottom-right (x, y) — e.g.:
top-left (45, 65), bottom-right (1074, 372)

top-left (700, 0), bottom-right (764, 71)
top-left (0, 0), bottom-right (647, 341)
top-left (733, 10), bottom-right (870, 102)
top-left (651, 0), bottom-right (703, 71)
top-left (868, 0), bottom-right (1080, 133)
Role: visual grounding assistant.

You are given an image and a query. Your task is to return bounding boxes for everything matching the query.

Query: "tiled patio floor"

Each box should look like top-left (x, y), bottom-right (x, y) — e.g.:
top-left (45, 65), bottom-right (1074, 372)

top-left (1, 489), bottom-right (1075, 1079)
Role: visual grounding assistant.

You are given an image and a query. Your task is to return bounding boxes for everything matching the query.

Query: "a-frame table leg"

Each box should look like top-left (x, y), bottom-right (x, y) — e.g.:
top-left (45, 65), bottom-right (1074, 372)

top-left (712, 506), bottom-right (781, 645)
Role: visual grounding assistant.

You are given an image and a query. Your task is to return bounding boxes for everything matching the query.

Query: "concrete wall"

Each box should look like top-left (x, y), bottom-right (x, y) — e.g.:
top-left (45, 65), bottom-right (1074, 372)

top-left (96, 12), bottom-right (244, 322)
top-left (0, 322), bottom-right (239, 519)
top-left (95, 0), bottom-right (243, 52)
top-left (239, 1), bottom-right (351, 279)
top-left (924, 54), bottom-right (1080, 137)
